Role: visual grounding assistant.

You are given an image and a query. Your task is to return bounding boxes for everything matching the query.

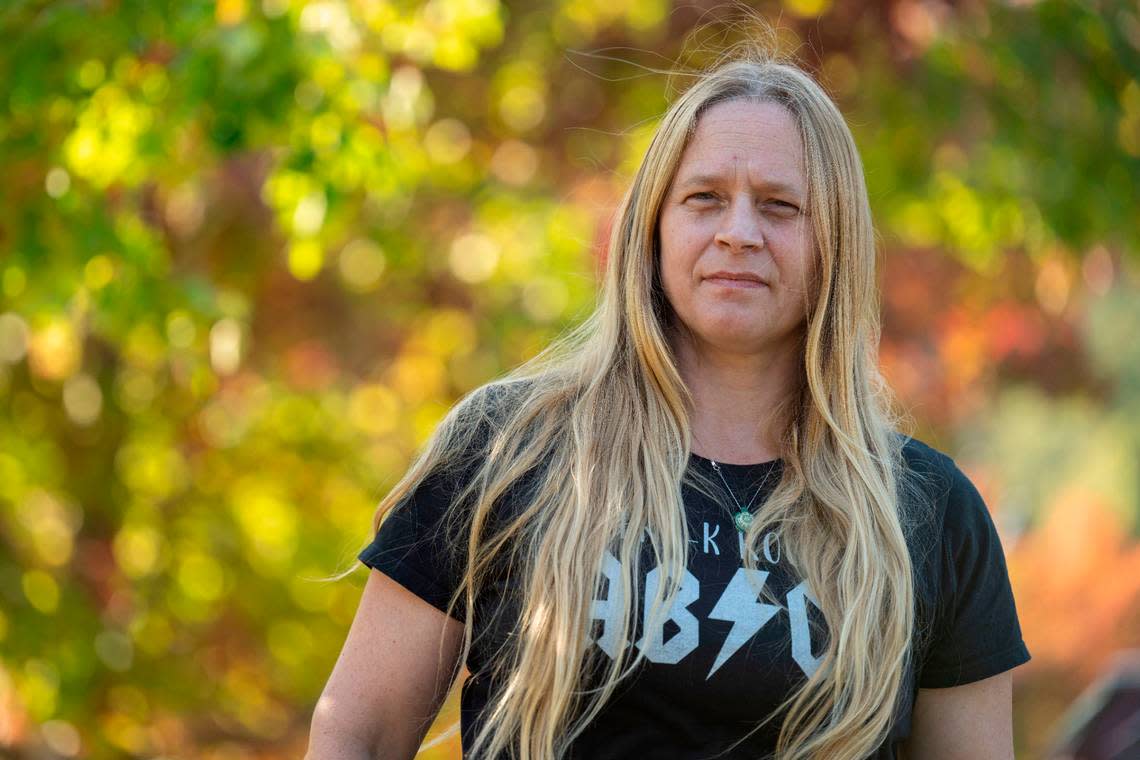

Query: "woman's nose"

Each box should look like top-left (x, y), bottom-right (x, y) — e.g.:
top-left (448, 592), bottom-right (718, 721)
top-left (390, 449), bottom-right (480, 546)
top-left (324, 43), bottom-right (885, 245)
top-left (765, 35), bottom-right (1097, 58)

top-left (714, 198), bottom-right (764, 252)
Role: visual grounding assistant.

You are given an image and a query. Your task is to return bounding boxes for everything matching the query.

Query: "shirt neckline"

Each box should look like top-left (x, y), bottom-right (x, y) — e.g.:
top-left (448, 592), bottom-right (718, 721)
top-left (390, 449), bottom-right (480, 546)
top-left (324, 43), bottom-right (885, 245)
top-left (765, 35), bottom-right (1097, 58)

top-left (688, 451), bottom-right (783, 470)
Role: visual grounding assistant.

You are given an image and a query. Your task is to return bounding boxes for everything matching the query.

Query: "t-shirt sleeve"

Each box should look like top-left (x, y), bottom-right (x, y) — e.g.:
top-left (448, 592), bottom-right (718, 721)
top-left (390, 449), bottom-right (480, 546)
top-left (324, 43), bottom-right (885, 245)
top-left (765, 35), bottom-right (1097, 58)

top-left (918, 458), bottom-right (1031, 688)
top-left (357, 456), bottom-right (478, 624)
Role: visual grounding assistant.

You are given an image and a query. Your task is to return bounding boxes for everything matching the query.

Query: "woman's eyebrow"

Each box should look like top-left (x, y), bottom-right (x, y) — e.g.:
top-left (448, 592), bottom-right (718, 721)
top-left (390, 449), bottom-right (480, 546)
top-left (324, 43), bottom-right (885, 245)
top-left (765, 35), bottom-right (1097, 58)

top-left (675, 173), bottom-right (802, 195)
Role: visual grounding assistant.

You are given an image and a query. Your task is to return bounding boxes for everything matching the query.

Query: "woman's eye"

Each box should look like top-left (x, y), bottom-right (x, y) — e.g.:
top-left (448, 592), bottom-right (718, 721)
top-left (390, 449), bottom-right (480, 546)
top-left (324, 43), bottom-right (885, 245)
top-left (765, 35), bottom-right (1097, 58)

top-left (770, 201), bottom-right (800, 213)
top-left (684, 193), bottom-right (801, 215)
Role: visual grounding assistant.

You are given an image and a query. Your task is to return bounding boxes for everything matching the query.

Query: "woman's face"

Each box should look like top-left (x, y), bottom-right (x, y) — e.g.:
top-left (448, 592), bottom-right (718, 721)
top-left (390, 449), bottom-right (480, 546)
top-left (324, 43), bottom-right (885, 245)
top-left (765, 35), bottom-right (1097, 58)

top-left (658, 98), bottom-right (816, 355)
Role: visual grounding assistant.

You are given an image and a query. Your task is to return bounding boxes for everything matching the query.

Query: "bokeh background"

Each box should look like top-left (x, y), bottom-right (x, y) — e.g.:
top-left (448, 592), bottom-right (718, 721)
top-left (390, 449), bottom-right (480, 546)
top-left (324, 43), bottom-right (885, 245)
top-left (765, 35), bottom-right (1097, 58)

top-left (2, 0), bottom-right (1139, 757)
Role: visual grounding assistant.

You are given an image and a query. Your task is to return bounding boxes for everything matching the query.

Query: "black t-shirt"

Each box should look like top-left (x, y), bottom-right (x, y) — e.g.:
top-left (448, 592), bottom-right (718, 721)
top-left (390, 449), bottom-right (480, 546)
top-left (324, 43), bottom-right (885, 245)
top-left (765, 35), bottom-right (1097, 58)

top-left (358, 436), bottom-right (1030, 758)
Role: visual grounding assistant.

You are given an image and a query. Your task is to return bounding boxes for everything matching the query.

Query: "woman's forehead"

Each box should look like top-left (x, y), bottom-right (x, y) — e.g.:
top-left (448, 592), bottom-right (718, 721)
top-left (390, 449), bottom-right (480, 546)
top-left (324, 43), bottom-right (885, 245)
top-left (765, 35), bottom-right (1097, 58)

top-left (689, 99), bottom-right (800, 145)
top-left (676, 100), bottom-right (806, 188)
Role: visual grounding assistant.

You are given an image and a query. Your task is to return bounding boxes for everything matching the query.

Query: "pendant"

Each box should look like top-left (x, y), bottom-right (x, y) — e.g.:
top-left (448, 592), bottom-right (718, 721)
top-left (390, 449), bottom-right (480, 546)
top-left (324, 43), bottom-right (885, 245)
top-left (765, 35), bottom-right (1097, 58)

top-left (733, 510), bottom-right (753, 532)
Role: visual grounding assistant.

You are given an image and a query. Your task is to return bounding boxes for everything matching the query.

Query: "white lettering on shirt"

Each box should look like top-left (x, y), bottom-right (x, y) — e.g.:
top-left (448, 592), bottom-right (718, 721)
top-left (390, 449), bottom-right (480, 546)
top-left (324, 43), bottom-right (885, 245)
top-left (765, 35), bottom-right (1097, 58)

top-left (787, 581), bottom-right (824, 678)
top-left (637, 566), bottom-right (700, 664)
top-left (703, 522), bottom-right (721, 555)
top-left (590, 551), bottom-right (628, 659)
top-left (706, 568), bottom-right (780, 678)
top-left (589, 527), bottom-right (825, 679)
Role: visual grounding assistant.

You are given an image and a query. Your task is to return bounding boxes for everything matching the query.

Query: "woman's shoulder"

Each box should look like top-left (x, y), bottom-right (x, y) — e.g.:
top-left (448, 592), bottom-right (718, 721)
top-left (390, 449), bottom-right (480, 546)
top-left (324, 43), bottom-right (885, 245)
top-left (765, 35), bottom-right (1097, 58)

top-left (893, 433), bottom-right (1000, 545)
top-left (454, 376), bottom-right (542, 428)
top-left (439, 377), bottom-right (538, 452)
top-left (896, 434), bottom-right (967, 498)
top-left (433, 376), bottom-right (551, 496)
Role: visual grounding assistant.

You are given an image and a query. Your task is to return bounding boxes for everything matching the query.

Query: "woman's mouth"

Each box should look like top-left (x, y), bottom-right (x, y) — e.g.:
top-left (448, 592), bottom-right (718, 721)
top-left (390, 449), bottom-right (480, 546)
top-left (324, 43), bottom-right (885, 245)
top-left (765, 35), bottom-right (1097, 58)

top-left (704, 276), bottom-right (767, 289)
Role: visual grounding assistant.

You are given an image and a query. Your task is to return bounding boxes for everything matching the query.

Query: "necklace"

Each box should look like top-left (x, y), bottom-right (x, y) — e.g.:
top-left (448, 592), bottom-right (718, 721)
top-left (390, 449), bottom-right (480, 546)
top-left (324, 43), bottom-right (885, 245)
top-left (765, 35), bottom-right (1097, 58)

top-left (707, 458), bottom-right (777, 533)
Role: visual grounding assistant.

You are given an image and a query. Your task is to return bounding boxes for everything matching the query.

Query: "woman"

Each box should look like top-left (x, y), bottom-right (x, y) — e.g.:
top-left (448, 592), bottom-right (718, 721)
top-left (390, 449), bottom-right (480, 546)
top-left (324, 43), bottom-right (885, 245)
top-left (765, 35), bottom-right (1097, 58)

top-left (307, 43), bottom-right (1030, 760)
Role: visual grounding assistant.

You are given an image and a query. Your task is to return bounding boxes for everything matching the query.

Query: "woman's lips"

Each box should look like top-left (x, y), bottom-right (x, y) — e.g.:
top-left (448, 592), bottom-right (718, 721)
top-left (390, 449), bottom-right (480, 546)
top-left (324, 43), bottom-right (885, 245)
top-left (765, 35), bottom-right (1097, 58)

top-left (704, 276), bottom-right (767, 289)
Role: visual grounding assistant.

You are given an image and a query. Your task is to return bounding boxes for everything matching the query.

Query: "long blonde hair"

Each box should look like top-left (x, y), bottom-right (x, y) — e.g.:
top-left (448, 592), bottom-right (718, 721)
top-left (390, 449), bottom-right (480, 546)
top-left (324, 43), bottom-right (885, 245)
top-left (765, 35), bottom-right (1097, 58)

top-left (369, 35), bottom-right (920, 760)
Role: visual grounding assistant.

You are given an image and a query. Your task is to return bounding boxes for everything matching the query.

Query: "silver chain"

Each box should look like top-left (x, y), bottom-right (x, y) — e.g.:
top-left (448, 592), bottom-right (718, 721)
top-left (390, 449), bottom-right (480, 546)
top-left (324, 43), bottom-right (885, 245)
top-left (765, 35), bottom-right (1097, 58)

top-left (708, 458), bottom-right (776, 532)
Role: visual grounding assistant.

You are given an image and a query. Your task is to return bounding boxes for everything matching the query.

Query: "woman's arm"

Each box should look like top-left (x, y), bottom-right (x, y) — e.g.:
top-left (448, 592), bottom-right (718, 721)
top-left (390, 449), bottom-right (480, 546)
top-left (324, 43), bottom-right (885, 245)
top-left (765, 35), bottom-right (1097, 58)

top-left (306, 569), bottom-right (465, 760)
top-left (899, 671), bottom-right (1014, 760)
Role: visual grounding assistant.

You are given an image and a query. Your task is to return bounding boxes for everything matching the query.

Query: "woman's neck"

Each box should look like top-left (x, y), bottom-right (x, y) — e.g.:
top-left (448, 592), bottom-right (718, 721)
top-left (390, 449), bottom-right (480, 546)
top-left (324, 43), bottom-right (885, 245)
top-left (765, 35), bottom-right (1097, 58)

top-left (672, 329), bottom-right (801, 465)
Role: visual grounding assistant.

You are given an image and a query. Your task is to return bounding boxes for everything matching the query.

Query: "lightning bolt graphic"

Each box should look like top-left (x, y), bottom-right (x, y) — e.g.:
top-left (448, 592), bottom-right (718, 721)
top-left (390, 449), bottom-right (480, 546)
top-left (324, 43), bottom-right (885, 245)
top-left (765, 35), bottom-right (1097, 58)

top-left (706, 568), bottom-right (779, 679)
